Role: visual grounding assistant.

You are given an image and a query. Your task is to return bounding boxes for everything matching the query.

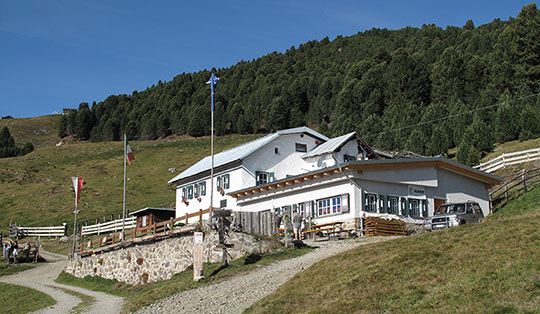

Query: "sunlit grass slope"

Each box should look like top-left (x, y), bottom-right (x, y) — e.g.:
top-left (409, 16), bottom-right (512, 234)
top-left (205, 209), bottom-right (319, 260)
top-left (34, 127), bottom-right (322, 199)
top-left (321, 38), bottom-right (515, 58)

top-left (0, 134), bottom-right (262, 234)
top-left (247, 187), bottom-right (540, 313)
top-left (0, 115), bottom-right (62, 148)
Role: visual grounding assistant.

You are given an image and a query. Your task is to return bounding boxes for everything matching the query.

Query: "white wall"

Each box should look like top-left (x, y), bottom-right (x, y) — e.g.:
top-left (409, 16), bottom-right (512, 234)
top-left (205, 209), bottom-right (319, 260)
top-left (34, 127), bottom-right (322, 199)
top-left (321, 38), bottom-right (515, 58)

top-left (436, 168), bottom-right (491, 216)
top-left (175, 167), bottom-right (250, 219)
top-left (243, 133), bottom-right (321, 181)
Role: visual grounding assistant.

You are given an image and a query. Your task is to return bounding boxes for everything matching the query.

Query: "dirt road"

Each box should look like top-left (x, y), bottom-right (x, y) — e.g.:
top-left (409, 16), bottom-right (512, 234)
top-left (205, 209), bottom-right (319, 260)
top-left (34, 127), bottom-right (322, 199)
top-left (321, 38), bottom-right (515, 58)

top-left (0, 250), bottom-right (124, 314)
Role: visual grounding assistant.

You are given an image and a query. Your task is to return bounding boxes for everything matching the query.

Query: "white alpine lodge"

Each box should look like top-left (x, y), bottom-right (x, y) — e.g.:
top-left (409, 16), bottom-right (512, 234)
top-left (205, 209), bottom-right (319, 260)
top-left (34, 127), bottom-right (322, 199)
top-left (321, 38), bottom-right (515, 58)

top-left (168, 127), bottom-right (501, 230)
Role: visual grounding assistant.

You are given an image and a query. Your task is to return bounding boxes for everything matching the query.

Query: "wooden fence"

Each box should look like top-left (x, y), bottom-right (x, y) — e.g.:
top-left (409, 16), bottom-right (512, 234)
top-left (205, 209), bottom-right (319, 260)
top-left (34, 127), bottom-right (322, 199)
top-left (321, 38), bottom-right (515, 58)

top-left (489, 167), bottom-right (540, 212)
top-left (10, 224), bottom-right (67, 238)
top-left (81, 217), bottom-right (136, 236)
top-left (475, 147), bottom-right (540, 173)
top-left (76, 208), bottom-right (210, 255)
top-left (232, 210), bottom-right (279, 236)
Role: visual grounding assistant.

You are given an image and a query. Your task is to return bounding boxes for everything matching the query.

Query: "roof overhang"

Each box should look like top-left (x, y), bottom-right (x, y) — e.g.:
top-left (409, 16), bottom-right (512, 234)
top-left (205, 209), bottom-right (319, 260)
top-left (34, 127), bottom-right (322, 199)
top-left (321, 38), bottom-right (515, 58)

top-left (229, 157), bottom-right (502, 199)
top-left (130, 207), bottom-right (176, 217)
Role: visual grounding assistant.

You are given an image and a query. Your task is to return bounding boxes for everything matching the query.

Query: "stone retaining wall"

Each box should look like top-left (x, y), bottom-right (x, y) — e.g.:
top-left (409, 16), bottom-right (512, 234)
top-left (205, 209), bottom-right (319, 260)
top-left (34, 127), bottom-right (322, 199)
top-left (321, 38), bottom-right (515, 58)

top-left (64, 230), bottom-right (274, 285)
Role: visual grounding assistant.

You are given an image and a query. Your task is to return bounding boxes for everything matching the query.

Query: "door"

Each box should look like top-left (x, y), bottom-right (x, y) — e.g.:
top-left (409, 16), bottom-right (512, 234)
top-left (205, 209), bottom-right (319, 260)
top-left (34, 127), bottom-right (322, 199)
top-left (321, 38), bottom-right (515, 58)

top-left (433, 198), bottom-right (446, 216)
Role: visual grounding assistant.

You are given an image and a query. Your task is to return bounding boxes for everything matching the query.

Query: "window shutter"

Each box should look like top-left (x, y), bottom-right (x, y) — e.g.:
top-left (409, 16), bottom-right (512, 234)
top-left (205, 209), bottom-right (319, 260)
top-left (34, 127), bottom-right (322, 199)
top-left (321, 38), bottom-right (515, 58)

top-left (362, 191), bottom-right (368, 212)
top-left (378, 194), bottom-right (385, 213)
top-left (182, 188), bottom-right (186, 200)
top-left (201, 182), bottom-right (206, 196)
top-left (422, 200), bottom-right (427, 217)
top-left (269, 172), bottom-right (275, 182)
top-left (217, 176), bottom-right (221, 191)
top-left (194, 184), bottom-right (200, 197)
top-left (188, 185), bottom-right (193, 199)
top-left (400, 198), bottom-right (406, 216)
top-left (342, 194), bottom-right (350, 213)
top-left (224, 174), bottom-right (230, 189)
top-left (255, 171), bottom-right (261, 185)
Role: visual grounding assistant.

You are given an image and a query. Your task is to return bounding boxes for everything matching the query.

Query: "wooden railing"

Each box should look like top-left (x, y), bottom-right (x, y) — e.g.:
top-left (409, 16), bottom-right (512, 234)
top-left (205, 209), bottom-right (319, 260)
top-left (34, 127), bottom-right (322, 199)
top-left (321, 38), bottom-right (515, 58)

top-left (10, 224), bottom-right (67, 238)
top-left (489, 167), bottom-right (540, 212)
top-left (81, 217), bottom-right (137, 236)
top-left (77, 208), bottom-right (210, 254)
top-left (475, 147), bottom-right (540, 173)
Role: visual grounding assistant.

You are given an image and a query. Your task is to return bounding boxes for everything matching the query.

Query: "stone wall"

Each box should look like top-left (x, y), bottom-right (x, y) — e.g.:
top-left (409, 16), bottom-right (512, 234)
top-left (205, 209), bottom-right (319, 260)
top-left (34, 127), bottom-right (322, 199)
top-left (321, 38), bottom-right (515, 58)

top-left (64, 230), bottom-right (275, 285)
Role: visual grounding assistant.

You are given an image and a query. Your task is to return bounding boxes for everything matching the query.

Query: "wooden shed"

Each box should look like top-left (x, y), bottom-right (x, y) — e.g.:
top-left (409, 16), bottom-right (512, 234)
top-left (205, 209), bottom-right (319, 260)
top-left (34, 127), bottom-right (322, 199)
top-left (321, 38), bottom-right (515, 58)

top-left (130, 207), bottom-right (176, 234)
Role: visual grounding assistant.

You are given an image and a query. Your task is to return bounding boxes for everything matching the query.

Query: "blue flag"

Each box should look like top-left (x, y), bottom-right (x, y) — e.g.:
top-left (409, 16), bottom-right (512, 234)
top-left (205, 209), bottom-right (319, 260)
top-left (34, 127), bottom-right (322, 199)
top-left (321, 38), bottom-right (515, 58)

top-left (207, 73), bottom-right (219, 111)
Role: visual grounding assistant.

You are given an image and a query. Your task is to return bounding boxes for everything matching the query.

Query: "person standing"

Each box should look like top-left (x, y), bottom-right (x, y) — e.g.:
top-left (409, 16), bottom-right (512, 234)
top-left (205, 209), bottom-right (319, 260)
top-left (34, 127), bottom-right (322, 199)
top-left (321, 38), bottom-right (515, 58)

top-left (33, 237), bottom-right (40, 263)
top-left (23, 241), bottom-right (31, 262)
top-left (12, 241), bottom-right (19, 264)
top-left (292, 209), bottom-right (303, 240)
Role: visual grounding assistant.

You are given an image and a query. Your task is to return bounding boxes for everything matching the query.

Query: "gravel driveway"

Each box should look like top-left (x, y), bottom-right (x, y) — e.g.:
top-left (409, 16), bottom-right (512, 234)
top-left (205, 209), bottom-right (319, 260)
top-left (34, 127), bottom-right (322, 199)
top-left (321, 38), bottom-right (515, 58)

top-left (0, 250), bottom-right (124, 314)
top-left (138, 236), bottom-right (396, 314)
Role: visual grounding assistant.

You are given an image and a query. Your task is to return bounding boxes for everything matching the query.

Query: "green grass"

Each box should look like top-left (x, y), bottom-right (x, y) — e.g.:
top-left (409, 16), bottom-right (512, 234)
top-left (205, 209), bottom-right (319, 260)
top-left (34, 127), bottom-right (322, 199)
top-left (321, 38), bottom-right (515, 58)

top-left (0, 115), bottom-right (62, 148)
top-left (0, 282), bottom-right (56, 313)
top-left (0, 259), bottom-right (36, 277)
top-left (246, 187), bottom-right (540, 313)
top-left (0, 133), bottom-right (263, 235)
top-left (50, 285), bottom-right (96, 314)
top-left (56, 246), bottom-right (312, 313)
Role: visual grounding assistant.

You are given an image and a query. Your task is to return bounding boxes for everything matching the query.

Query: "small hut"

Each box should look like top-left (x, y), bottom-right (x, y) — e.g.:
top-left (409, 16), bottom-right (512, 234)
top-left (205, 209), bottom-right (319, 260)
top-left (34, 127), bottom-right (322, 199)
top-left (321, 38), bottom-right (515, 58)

top-left (130, 207), bottom-right (176, 234)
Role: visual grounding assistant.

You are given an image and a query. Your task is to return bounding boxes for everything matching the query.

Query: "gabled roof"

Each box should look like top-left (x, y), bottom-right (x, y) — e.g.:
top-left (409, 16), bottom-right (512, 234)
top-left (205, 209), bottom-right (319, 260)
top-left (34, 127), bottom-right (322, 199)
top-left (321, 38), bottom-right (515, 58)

top-left (302, 131), bottom-right (356, 159)
top-left (168, 127), bottom-right (329, 184)
top-left (129, 207), bottom-right (176, 217)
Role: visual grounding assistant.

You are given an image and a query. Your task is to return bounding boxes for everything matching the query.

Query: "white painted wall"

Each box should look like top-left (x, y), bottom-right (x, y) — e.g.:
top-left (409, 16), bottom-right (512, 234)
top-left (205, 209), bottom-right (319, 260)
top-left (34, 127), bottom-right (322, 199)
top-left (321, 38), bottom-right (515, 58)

top-left (436, 168), bottom-right (491, 216)
top-left (243, 133), bottom-right (321, 181)
top-left (175, 167), bottom-right (249, 219)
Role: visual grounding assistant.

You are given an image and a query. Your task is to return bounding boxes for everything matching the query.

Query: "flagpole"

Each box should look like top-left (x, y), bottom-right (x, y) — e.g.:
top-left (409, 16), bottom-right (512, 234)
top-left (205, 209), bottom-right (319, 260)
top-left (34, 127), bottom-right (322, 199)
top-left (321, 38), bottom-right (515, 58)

top-left (122, 134), bottom-right (127, 242)
top-left (208, 74), bottom-right (218, 220)
top-left (72, 188), bottom-right (78, 259)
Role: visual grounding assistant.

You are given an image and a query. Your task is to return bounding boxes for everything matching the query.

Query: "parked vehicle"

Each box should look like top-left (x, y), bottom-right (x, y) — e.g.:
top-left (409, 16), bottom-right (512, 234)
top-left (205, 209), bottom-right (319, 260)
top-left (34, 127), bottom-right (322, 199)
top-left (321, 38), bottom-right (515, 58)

top-left (423, 201), bottom-right (484, 231)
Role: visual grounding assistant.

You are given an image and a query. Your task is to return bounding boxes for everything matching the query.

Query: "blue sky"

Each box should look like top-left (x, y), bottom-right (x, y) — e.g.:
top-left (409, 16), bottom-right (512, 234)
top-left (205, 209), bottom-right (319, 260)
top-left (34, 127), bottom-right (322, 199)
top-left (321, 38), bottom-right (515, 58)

top-left (0, 0), bottom-right (531, 118)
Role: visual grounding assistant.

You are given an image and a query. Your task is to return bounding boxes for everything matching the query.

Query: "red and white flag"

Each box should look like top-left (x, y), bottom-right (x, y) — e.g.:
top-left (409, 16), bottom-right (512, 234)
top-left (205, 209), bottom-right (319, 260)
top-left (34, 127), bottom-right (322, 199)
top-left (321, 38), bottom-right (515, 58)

top-left (71, 177), bottom-right (84, 206)
top-left (126, 140), bottom-right (135, 165)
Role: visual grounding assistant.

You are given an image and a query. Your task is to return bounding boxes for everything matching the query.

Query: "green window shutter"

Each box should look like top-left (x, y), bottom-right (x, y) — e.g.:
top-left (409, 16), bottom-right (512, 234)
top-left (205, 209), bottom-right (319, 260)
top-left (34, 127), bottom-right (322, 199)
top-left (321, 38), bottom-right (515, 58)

top-left (255, 171), bottom-right (261, 185)
top-left (363, 191), bottom-right (368, 211)
top-left (378, 195), bottom-right (385, 213)
top-left (188, 185), bottom-right (193, 199)
top-left (201, 182), bottom-right (206, 196)
top-left (194, 184), bottom-right (200, 197)
top-left (269, 172), bottom-right (275, 182)
top-left (182, 188), bottom-right (186, 200)
top-left (217, 176), bottom-right (221, 191)
top-left (224, 174), bottom-right (230, 189)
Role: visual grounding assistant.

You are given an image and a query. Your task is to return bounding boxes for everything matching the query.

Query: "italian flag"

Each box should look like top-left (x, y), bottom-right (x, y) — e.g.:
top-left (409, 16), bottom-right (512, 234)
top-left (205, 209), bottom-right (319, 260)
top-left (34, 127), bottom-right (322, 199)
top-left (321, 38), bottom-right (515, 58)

top-left (126, 140), bottom-right (135, 165)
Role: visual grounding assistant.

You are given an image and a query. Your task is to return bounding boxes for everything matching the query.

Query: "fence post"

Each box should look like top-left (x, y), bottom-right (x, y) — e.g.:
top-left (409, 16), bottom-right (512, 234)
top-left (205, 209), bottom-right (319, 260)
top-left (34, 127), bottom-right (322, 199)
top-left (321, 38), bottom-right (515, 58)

top-left (504, 181), bottom-right (508, 203)
top-left (185, 213), bottom-right (188, 226)
top-left (523, 169), bottom-right (528, 193)
top-left (199, 209), bottom-right (203, 229)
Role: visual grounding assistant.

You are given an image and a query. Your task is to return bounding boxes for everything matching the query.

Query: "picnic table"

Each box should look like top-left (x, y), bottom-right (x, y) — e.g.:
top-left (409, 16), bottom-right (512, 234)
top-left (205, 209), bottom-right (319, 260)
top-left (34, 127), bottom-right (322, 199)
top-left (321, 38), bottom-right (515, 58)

top-left (302, 221), bottom-right (345, 240)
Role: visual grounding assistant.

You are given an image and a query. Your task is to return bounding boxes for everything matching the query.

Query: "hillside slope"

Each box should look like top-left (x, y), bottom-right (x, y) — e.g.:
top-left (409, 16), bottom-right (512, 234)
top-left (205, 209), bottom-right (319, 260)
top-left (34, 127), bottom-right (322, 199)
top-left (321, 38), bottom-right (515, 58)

top-left (0, 134), bottom-right (261, 233)
top-left (0, 115), bottom-right (61, 148)
top-left (247, 186), bottom-right (540, 313)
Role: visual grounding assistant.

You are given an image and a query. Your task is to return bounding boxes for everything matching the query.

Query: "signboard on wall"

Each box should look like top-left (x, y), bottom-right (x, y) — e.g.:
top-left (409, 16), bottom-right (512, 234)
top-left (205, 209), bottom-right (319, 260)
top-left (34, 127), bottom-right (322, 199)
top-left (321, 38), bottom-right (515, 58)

top-left (408, 185), bottom-right (426, 199)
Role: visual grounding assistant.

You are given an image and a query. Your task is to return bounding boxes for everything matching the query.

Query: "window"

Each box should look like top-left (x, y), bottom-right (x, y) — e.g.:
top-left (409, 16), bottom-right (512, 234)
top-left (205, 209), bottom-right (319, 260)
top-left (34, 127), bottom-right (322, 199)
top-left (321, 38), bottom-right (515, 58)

top-left (343, 154), bottom-right (356, 162)
top-left (341, 195), bottom-right (349, 213)
top-left (295, 143), bottom-right (307, 152)
top-left (410, 199), bottom-right (420, 216)
top-left (194, 184), bottom-right (200, 198)
top-left (220, 199), bottom-right (227, 208)
top-left (364, 193), bottom-right (377, 212)
top-left (256, 171), bottom-right (274, 185)
top-left (217, 176), bottom-right (221, 191)
top-left (317, 195), bottom-right (344, 216)
top-left (388, 197), bottom-right (399, 215)
top-left (274, 147), bottom-right (279, 155)
top-left (141, 215), bottom-right (147, 227)
top-left (182, 187), bottom-right (187, 200)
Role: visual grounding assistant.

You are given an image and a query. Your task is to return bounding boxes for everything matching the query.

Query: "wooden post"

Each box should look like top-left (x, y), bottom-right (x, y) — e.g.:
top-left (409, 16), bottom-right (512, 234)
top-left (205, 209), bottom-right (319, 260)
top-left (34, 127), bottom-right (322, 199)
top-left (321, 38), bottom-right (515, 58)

top-left (523, 169), bottom-right (528, 193)
top-left (504, 182), bottom-right (508, 203)
top-left (185, 213), bottom-right (188, 226)
top-left (193, 232), bottom-right (204, 281)
top-left (199, 209), bottom-right (203, 229)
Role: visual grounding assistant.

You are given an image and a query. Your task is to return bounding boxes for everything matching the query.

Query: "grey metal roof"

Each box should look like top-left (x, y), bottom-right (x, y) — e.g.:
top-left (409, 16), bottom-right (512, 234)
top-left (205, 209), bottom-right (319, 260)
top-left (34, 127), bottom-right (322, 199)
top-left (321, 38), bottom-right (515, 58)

top-left (168, 127), bottom-right (329, 184)
top-left (302, 131), bottom-right (356, 159)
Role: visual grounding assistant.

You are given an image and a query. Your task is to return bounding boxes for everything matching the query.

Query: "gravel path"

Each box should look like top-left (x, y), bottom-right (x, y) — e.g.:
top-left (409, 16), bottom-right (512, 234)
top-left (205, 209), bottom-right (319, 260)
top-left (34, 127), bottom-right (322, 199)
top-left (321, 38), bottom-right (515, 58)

top-left (0, 250), bottom-right (124, 314)
top-left (138, 236), bottom-right (397, 314)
